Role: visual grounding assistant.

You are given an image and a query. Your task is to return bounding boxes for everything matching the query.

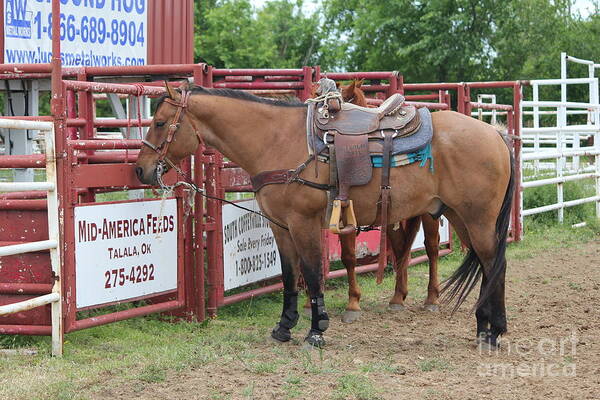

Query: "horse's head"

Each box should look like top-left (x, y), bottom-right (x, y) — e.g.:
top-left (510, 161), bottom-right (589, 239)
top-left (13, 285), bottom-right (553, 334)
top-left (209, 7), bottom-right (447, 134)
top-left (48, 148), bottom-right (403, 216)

top-left (135, 81), bottom-right (203, 185)
top-left (341, 79), bottom-right (366, 106)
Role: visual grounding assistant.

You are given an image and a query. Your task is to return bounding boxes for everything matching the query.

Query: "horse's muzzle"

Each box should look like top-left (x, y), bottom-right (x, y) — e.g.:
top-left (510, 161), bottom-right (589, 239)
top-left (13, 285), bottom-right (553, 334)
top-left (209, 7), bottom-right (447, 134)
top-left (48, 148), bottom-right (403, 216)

top-left (135, 166), bottom-right (158, 186)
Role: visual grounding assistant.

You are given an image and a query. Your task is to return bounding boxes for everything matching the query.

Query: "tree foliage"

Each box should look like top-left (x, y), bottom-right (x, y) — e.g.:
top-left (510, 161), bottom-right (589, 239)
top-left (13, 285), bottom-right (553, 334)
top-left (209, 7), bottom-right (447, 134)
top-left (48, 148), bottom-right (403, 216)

top-left (194, 0), bottom-right (600, 83)
top-left (195, 0), bottom-right (323, 68)
top-left (322, 0), bottom-right (600, 82)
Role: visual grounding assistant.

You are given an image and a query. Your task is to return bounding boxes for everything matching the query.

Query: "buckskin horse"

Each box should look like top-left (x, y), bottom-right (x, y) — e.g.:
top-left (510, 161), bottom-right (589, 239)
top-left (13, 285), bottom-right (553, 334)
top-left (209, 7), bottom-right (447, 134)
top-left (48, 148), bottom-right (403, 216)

top-left (136, 82), bottom-right (515, 348)
top-left (312, 79), bottom-right (443, 323)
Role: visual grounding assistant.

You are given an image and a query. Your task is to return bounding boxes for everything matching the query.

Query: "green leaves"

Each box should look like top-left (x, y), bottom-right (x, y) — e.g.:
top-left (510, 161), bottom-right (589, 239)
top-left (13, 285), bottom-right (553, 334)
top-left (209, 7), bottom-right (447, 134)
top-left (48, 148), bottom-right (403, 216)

top-left (195, 0), bottom-right (324, 68)
top-left (193, 0), bottom-right (600, 85)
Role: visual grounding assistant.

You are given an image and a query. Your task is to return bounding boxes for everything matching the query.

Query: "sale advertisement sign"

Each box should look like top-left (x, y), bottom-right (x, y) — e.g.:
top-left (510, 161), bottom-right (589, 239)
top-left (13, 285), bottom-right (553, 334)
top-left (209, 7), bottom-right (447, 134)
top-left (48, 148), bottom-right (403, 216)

top-left (222, 199), bottom-right (282, 291)
top-left (74, 199), bottom-right (178, 308)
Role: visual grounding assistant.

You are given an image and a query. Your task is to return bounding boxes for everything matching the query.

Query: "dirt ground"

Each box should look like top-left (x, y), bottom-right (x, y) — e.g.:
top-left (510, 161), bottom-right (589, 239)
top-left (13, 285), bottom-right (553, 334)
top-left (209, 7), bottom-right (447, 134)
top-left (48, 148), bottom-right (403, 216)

top-left (98, 239), bottom-right (600, 400)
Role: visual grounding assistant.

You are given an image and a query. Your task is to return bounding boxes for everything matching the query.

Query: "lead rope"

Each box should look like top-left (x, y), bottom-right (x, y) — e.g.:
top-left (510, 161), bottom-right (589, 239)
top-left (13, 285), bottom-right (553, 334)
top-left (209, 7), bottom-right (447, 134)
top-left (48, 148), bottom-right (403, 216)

top-left (155, 158), bottom-right (290, 231)
top-left (155, 183), bottom-right (172, 241)
top-left (305, 90), bottom-right (343, 105)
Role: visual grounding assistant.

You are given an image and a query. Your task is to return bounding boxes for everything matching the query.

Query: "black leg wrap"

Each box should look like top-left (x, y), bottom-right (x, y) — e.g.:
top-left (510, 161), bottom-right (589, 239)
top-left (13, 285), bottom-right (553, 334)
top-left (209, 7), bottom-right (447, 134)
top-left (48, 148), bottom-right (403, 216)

top-left (310, 294), bottom-right (329, 333)
top-left (271, 291), bottom-right (299, 343)
top-left (304, 295), bottom-right (329, 347)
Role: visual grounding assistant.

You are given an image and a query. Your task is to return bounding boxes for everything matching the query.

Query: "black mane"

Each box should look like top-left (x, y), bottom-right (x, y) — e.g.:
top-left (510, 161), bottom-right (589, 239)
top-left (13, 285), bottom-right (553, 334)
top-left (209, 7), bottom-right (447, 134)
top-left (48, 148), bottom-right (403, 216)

top-left (154, 84), bottom-right (305, 112)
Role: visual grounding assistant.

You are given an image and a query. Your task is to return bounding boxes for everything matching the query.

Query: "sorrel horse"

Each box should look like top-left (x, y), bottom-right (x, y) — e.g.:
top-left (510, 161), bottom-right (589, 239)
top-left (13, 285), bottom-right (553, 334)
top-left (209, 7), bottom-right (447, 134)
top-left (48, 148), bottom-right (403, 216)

top-left (314, 80), bottom-right (442, 323)
top-left (136, 82), bottom-right (514, 348)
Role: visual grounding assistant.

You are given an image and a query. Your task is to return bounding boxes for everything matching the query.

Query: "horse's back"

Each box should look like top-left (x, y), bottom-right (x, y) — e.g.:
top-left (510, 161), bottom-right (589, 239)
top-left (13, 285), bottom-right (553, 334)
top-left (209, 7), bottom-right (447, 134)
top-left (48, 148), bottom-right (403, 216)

top-left (431, 110), bottom-right (510, 173)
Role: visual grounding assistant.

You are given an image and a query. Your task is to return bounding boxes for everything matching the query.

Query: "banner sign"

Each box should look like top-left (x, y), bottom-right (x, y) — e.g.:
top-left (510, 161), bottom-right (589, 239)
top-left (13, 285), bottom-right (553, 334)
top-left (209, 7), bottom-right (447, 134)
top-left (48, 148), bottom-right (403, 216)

top-left (4, 0), bottom-right (148, 66)
top-left (222, 199), bottom-right (281, 291)
top-left (74, 199), bottom-right (178, 308)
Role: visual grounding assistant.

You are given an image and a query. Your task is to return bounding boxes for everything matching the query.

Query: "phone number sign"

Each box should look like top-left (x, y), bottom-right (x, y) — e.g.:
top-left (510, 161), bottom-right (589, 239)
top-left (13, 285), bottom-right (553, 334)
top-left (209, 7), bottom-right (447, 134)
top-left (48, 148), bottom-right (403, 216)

top-left (74, 199), bottom-right (178, 309)
top-left (222, 199), bottom-right (282, 291)
top-left (4, 0), bottom-right (147, 66)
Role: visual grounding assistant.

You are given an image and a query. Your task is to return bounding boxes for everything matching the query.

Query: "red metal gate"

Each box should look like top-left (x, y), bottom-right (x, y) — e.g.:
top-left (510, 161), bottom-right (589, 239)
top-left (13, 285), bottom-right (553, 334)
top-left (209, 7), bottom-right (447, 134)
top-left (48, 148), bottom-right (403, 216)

top-left (0, 58), bottom-right (213, 354)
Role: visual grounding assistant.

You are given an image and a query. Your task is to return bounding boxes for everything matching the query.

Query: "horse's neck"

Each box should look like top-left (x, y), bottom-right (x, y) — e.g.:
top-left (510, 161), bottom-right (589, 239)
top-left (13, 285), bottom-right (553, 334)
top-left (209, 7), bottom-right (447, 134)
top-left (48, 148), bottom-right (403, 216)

top-left (190, 96), bottom-right (308, 176)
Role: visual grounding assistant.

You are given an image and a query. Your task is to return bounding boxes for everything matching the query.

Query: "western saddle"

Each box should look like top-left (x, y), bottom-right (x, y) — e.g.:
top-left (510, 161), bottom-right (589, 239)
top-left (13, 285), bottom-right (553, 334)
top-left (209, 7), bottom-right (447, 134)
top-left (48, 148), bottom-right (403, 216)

top-left (307, 78), bottom-right (427, 283)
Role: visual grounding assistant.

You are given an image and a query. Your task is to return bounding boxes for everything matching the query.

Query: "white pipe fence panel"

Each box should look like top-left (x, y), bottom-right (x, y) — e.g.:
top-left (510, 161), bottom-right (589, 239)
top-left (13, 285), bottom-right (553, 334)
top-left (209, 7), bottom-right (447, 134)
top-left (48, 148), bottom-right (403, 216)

top-left (520, 53), bottom-right (600, 227)
top-left (0, 121), bottom-right (63, 356)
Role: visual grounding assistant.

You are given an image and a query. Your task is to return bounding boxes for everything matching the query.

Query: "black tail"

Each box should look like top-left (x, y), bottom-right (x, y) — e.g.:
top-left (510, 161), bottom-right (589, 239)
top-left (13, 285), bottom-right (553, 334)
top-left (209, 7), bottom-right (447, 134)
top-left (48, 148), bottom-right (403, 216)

top-left (441, 137), bottom-right (516, 312)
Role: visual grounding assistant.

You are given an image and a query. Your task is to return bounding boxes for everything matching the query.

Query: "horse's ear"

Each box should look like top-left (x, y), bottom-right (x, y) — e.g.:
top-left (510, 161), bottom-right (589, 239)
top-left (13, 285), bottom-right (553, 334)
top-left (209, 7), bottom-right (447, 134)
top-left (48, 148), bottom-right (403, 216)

top-left (164, 81), bottom-right (177, 99)
top-left (355, 79), bottom-right (364, 88)
top-left (311, 83), bottom-right (318, 96)
top-left (335, 81), bottom-right (341, 88)
top-left (179, 80), bottom-right (191, 91)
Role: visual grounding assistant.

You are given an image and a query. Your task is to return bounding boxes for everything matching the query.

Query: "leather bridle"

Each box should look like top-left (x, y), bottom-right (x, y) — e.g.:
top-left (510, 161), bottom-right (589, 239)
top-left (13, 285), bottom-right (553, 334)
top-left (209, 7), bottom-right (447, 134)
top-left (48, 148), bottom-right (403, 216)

top-left (141, 90), bottom-right (204, 163)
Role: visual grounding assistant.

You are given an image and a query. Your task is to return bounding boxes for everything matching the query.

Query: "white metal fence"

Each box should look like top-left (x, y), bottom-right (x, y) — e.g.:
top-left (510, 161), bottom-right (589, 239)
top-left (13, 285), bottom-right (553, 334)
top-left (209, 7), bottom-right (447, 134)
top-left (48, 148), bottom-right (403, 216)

top-left (0, 119), bottom-right (63, 356)
top-left (520, 53), bottom-right (600, 224)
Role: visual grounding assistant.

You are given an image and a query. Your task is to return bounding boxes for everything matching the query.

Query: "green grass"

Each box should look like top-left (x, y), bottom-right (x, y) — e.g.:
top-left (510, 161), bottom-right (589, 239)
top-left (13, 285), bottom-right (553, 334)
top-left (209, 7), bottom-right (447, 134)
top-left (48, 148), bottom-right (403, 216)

top-left (332, 374), bottom-right (382, 400)
top-left (0, 168), bottom-right (46, 183)
top-left (522, 169), bottom-right (597, 225)
top-left (0, 221), bottom-right (598, 399)
top-left (417, 358), bottom-right (450, 372)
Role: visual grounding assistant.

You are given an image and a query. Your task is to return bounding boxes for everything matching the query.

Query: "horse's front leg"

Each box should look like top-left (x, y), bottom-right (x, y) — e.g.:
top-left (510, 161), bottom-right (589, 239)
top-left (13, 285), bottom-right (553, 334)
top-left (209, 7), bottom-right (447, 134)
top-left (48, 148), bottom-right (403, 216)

top-left (289, 219), bottom-right (329, 347)
top-left (270, 225), bottom-right (301, 343)
top-left (422, 214), bottom-right (441, 311)
top-left (388, 217), bottom-right (421, 310)
top-left (339, 231), bottom-right (362, 323)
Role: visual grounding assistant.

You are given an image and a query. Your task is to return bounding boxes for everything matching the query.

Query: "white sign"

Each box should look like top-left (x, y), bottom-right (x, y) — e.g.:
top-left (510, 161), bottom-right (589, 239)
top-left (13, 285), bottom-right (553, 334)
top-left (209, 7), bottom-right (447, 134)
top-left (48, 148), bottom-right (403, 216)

top-left (74, 199), bottom-right (178, 308)
top-left (411, 216), bottom-right (450, 251)
top-left (222, 199), bottom-right (281, 290)
top-left (4, 0), bottom-right (147, 66)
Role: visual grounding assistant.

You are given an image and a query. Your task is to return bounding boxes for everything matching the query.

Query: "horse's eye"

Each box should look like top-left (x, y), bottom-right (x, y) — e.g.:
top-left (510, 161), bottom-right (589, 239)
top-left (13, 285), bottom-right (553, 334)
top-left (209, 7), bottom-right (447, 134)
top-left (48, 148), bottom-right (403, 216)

top-left (156, 121), bottom-right (165, 128)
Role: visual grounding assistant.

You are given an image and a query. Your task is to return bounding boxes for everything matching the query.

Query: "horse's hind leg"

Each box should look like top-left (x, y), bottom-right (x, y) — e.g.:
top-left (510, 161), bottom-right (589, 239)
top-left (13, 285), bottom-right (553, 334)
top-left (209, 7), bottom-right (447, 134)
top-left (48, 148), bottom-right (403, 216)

top-left (442, 208), bottom-right (471, 248)
top-left (422, 214), bottom-right (440, 311)
top-left (339, 231), bottom-right (362, 323)
top-left (465, 222), bottom-right (507, 348)
top-left (442, 207), bottom-right (507, 345)
top-left (388, 216), bottom-right (421, 310)
top-left (270, 225), bottom-right (302, 343)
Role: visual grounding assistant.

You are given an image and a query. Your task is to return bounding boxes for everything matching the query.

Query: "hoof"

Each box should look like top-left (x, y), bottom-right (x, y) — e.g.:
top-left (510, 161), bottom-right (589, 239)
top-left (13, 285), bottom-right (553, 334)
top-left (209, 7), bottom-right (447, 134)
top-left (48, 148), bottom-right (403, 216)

top-left (341, 310), bottom-right (361, 324)
top-left (271, 324), bottom-right (292, 342)
top-left (477, 339), bottom-right (500, 353)
top-left (268, 335), bottom-right (288, 344)
top-left (423, 304), bottom-right (440, 312)
top-left (388, 303), bottom-right (406, 312)
top-left (304, 330), bottom-right (326, 348)
top-left (477, 332), bottom-right (500, 352)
